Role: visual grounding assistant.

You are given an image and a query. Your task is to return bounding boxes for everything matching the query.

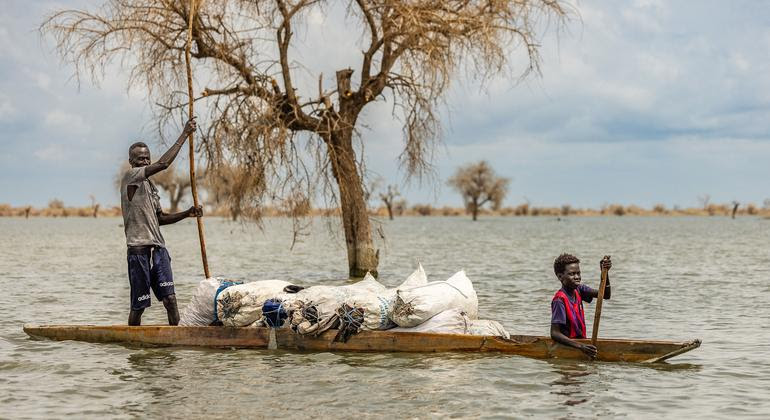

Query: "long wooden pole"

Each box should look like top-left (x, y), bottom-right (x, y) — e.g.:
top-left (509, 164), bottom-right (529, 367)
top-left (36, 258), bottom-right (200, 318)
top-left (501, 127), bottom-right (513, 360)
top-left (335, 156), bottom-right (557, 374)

top-left (185, 0), bottom-right (210, 278)
top-left (591, 257), bottom-right (609, 345)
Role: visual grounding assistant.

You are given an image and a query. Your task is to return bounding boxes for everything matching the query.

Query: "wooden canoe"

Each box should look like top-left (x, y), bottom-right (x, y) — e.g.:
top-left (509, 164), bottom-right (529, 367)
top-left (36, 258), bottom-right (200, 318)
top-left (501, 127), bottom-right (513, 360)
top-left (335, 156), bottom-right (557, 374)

top-left (23, 324), bottom-right (700, 363)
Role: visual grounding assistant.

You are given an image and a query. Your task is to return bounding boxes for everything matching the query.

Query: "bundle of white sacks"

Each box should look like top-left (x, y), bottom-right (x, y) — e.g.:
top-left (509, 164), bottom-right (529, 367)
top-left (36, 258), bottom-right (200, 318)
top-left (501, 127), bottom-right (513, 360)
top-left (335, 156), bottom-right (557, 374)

top-left (179, 264), bottom-right (509, 339)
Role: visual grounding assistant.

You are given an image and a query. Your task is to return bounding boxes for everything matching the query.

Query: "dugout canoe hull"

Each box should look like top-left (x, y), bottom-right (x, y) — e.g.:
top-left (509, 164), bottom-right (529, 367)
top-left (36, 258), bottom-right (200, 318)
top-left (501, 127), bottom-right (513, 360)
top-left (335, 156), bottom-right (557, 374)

top-left (22, 324), bottom-right (700, 363)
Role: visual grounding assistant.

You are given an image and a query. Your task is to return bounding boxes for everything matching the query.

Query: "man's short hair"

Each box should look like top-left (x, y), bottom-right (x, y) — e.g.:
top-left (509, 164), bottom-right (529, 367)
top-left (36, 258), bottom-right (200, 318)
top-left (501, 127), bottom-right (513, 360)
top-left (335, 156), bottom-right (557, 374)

top-left (554, 253), bottom-right (580, 276)
top-left (129, 141), bottom-right (148, 156)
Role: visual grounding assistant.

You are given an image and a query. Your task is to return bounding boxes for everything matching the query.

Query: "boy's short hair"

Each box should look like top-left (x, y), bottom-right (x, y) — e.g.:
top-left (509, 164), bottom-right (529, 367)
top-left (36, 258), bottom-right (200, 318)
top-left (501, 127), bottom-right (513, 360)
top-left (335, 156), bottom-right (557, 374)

top-left (554, 253), bottom-right (580, 275)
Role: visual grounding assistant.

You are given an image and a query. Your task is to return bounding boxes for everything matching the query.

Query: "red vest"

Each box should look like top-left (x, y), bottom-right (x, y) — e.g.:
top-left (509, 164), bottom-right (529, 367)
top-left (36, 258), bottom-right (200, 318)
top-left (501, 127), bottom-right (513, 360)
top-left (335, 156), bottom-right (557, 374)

top-left (553, 289), bottom-right (586, 339)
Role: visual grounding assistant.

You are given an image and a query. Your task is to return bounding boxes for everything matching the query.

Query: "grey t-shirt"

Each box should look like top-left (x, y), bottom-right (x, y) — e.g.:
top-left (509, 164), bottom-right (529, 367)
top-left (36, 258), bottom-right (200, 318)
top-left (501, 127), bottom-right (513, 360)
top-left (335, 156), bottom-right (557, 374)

top-left (120, 166), bottom-right (165, 247)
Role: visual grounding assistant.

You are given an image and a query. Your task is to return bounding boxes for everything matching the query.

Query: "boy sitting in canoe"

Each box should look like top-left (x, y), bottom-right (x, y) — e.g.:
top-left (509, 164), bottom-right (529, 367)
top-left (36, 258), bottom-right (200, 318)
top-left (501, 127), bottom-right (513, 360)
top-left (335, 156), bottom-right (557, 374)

top-left (550, 254), bottom-right (612, 358)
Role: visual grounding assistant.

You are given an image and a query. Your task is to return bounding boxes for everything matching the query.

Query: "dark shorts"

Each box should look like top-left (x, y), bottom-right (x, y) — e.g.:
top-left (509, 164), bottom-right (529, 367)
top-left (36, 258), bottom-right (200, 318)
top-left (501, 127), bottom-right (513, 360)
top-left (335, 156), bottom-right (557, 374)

top-left (127, 246), bottom-right (175, 310)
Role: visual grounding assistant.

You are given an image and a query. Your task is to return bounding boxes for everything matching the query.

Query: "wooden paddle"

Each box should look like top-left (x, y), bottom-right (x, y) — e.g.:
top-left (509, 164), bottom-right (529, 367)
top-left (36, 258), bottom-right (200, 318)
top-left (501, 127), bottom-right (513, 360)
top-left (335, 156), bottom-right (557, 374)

top-left (591, 255), bottom-right (610, 345)
top-left (185, 0), bottom-right (210, 279)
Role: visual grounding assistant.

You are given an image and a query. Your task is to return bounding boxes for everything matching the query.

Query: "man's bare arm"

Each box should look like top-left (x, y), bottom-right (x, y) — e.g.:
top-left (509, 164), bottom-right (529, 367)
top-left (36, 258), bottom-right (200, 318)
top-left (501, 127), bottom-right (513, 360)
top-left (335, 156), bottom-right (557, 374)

top-left (145, 118), bottom-right (197, 178)
top-left (158, 205), bottom-right (202, 226)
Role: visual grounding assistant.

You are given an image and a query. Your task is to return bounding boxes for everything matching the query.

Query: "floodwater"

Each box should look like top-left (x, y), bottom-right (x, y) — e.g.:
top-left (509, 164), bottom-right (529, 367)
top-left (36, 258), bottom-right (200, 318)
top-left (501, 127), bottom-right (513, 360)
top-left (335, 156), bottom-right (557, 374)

top-left (1, 216), bottom-right (768, 418)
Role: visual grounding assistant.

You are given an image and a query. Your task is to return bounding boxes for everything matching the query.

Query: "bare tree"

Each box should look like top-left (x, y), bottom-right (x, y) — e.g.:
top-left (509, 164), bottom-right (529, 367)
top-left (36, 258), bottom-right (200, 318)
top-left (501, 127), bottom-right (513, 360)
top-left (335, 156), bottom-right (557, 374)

top-left (282, 190), bottom-right (313, 250)
top-left (393, 198), bottom-right (407, 216)
top-left (89, 194), bottom-right (100, 218)
top-left (43, 0), bottom-right (568, 277)
top-left (364, 177), bottom-right (383, 206)
top-left (448, 160), bottom-right (509, 221)
top-left (204, 162), bottom-right (265, 221)
top-left (697, 194), bottom-right (711, 210)
top-left (379, 184), bottom-right (400, 220)
top-left (731, 201), bottom-right (739, 219)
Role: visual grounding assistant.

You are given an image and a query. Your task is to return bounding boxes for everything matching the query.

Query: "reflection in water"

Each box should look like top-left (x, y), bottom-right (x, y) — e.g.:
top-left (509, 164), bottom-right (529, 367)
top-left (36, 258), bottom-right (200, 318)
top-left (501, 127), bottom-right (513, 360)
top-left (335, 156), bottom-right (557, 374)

top-left (627, 361), bottom-right (702, 373)
top-left (122, 350), bottom-right (181, 401)
top-left (326, 351), bottom-right (504, 373)
top-left (127, 350), bottom-right (180, 375)
top-left (549, 361), bottom-right (594, 407)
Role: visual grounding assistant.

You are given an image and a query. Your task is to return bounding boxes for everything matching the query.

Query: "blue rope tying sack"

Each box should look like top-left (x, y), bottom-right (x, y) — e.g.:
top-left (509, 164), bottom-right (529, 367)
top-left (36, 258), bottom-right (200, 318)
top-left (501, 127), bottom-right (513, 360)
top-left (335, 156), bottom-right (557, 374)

top-left (334, 304), bottom-right (365, 343)
top-left (263, 298), bottom-right (288, 328)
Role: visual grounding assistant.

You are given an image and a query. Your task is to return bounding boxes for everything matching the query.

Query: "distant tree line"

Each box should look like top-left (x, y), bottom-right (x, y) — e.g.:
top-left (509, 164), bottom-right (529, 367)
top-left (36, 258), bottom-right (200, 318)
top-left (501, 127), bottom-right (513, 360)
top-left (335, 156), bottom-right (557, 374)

top-left (4, 161), bottom-right (761, 221)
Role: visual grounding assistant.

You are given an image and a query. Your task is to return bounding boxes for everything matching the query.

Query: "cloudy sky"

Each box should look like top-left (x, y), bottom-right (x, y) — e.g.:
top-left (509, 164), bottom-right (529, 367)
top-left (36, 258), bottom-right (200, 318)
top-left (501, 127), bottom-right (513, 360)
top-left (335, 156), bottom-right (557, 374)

top-left (2, 0), bottom-right (770, 209)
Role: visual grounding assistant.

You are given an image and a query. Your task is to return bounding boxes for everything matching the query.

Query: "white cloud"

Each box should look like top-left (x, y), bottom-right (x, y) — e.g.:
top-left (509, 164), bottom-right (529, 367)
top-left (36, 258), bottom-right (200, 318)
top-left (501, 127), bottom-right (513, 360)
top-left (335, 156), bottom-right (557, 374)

top-left (33, 144), bottom-right (69, 161)
top-left (635, 52), bottom-right (681, 82)
top-left (307, 6), bottom-right (325, 27)
top-left (33, 142), bottom-right (112, 164)
top-left (4, 0), bottom-right (770, 208)
top-left (595, 82), bottom-right (655, 111)
top-left (44, 109), bottom-right (91, 135)
top-left (0, 98), bottom-right (16, 121)
top-left (668, 136), bottom-right (770, 167)
top-left (622, 0), bottom-right (668, 32)
top-left (35, 72), bottom-right (51, 89)
top-left (730, 53), bottom-right (750, 72)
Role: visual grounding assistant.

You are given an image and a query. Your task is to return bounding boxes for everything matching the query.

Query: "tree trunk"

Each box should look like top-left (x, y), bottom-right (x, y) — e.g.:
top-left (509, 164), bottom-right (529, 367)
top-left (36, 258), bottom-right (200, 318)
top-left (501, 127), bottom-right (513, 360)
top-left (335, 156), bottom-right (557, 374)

top-left (327, 128), bottom-right (379, 278)
top-left (386, 202), bottom-right (394, 220)
top-left (472, 198), bottom-right (479, 221)
top-left (170, 186), bottom-right (183, 213)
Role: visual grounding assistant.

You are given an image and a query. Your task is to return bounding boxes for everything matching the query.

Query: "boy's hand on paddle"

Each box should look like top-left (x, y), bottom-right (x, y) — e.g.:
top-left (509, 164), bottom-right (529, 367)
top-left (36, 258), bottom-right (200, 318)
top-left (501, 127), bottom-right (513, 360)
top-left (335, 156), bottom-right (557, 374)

top-left (182, 117), bottom-right (197, 135)
top-left (600, 255), bottom-right (612, 272)
top-left (187, 205), bottom-right (203, 218)
top-left (579, 343), bottom-right (598, 358)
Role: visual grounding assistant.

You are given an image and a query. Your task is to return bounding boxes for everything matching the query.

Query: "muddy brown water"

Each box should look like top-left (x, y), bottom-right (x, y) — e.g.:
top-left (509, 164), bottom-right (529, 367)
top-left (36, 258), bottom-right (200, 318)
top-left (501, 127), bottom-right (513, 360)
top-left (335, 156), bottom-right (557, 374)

top-left (1, 216), bottom-right (768, 418)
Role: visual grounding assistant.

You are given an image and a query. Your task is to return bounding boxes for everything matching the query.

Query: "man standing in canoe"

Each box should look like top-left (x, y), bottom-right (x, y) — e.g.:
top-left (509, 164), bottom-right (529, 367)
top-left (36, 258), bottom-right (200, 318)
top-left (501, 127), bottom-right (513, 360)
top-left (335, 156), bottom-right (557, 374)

top-left (120, 118), bottom-right (201, 326)
top-left (550, 254), bottom-right (612, 357)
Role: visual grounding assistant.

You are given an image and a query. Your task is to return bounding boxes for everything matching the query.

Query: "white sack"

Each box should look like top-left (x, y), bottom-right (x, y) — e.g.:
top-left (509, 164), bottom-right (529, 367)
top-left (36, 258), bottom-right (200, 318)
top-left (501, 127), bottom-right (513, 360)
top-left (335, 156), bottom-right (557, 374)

top-left (395, 263), bottom-right (428, 289)
top-left (391, 309), bottom-right (510, 339)
top-left (343, 292), bottom-right (395, 331)
top-left (179, 278), bottom-right (222, 326)
top-left (391, 270), bottom-right (478, 328)
top-left (216, 280), bottom-right (292, 327)
top-left (348, 273), bottom-right (388, 294)
top-left (286, 274), bottom-right (387, 334)
top-left (344, 264), bottom-right (429, 331)
top-left (290, 274), bottom-right (386, 314)
top-left (390, 309), bottom-right (469, 334)
top-left (468, 320), bottom-right (510, 339)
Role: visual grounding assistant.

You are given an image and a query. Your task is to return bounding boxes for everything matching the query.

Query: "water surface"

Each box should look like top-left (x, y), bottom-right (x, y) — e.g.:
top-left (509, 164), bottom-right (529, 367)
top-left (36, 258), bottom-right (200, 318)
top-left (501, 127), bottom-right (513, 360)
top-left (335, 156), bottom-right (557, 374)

top-left (1, 216), bottom-right (767, 418)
